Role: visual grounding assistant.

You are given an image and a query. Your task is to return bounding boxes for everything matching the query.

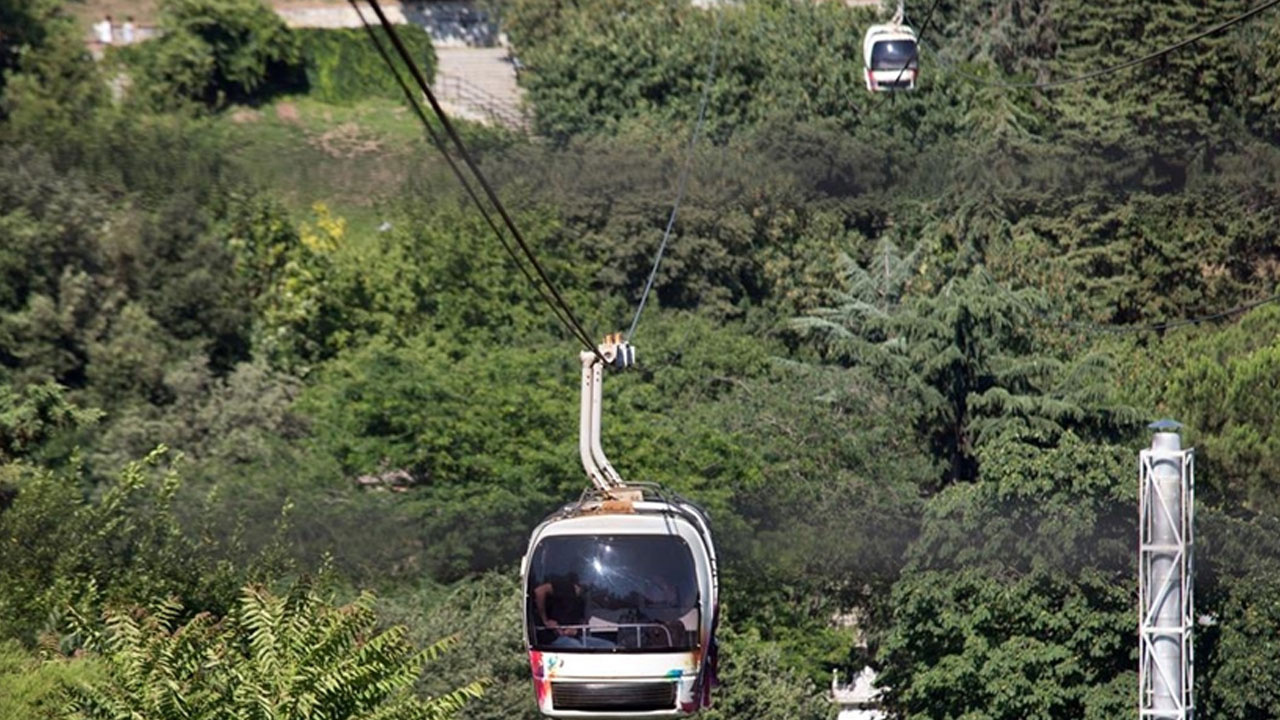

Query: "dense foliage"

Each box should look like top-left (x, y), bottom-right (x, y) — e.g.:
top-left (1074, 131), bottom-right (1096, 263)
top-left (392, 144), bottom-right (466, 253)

top-left (2, 0), bottom-right (1280, 716)
top-left (0, 641), bottom-right (99, 720)
top-left (122, 0), bottom-right (305, 108)
top-left (66, 583), bottom-right (484, 720)
top-left (296, 27), bottom-right (437, 105)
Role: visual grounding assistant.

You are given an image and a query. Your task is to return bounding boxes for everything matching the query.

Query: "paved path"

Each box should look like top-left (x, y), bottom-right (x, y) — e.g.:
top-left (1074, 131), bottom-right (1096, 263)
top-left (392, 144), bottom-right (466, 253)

top-left (277, 4), bottom-right (526, 129)
top-left (432, 46), bottom-right (526, 128)
top-left (435, 47), bottom-right (520, 106)
top-left (86, 2), bottom-right (528, 130)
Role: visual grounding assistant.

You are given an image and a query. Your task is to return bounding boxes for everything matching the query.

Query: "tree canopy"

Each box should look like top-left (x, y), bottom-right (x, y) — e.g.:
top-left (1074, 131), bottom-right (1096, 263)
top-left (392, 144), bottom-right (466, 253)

top-left (2, 0), bottom-right (1279, 716)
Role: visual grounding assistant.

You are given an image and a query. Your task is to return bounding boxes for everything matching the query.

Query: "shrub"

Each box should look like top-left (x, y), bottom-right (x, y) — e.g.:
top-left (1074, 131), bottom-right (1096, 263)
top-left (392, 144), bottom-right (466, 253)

top-left (67, 582), bottom-right (484, 720)
top-left (0, 641), bottom-right (100, 720)
top-left (296, 26), bottom-right (437, 105)
top-left (0, 382), bottom-right (102, 466)
top-left (129, 0), bottom-right (304, 109)
top-left (0, 448), bottom-right (261, 644)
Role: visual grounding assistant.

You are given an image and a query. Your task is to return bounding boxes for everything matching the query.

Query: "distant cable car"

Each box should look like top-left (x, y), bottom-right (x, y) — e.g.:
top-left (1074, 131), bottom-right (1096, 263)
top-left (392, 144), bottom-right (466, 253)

top-left (863, 3), bottom-right (919, 92)
top-left (522, 335), bottom-right (720, 717)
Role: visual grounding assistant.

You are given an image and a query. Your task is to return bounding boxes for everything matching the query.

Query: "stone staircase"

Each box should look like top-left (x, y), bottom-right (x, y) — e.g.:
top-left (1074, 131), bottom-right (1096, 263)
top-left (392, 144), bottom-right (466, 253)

top-left (272, 3), bottom-right (528, 131)
top-left (432, 47), bottom-right (528, 130)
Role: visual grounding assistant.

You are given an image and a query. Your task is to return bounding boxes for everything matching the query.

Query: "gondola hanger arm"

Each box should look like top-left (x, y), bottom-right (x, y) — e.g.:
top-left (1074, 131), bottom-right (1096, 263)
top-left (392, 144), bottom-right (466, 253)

top-left (579, 333), bottom-right (636, 495)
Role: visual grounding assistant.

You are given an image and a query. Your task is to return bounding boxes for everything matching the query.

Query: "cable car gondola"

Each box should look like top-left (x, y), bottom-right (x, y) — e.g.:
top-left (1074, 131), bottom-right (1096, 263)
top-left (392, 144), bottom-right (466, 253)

top-left (863, 3), bottom-right (919, 92)
top-left (522, 336), bottom-right (720, 717)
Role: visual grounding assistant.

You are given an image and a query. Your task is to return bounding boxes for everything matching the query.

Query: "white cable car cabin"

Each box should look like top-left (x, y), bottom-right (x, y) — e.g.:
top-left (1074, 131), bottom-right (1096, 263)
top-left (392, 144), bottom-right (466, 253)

top-left (522, 336), bottom-right (720, 717)
top-left (863, 23), bottom-right (919, 92)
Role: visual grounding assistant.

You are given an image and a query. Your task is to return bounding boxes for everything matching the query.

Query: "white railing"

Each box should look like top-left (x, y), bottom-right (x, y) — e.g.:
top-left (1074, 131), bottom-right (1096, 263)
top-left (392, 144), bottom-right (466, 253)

top-left (537, 622), bottom-right (677, 649)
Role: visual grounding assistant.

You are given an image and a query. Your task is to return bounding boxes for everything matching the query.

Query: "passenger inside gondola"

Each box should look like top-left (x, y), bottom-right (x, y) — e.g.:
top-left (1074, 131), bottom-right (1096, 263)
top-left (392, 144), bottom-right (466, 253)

top-left (527, 535), bottom-right (700, 652)
top-left (870, 39), bottom-right (918, 72)
top-left (534, 572), bottom-right (615, 649)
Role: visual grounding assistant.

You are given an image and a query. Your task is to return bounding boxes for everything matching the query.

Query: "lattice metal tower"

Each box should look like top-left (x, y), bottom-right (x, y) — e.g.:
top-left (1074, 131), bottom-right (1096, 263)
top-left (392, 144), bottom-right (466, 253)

top-left (1139, 420), bottom-right (1194, 720)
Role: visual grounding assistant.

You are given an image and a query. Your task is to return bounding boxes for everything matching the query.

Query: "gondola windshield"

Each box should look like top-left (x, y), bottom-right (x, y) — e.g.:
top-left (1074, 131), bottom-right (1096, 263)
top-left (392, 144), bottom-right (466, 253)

top-left (870, 40), bottom-right (918, 71)
top-left (527, 535), bottom-right (699, 653)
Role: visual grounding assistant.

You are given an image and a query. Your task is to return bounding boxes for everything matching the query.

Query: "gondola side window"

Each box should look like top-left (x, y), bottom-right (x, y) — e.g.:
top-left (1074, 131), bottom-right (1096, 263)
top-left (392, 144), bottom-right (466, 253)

top-left (871, 41), bottom-right (918, 71)
top-left (527, 535), bottom-right (699, 653)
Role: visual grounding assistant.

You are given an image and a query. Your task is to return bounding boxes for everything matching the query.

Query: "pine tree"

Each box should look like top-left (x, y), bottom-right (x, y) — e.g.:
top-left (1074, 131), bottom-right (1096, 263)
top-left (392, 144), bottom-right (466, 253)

top-left (799, 261), bottom-right (1130, 488)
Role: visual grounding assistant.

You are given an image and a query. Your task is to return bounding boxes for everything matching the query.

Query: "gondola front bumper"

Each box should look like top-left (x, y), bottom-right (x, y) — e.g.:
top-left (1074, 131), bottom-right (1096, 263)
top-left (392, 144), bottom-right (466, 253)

top-left (530, 650), bottom-right (704, 717)
top-left (866, 68), bottom-right (917, 91)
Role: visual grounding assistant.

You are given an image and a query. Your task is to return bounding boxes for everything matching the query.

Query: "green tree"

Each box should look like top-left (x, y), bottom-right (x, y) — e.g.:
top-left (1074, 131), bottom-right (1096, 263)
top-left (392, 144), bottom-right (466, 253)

top-left (387, 573), bottom-right (536, 720)
top-left (702, 624), bottom-right (835, 720)
top-left (92, 358), bottom-right (304, 471)
top-left (0, 0), bottom-right (60, 88)
top-left (512, 0), bottom-right (876, 141)
top-left (0, 382), bottom-right (101, 466)
top-left (0, 146), bottom-right (106, 383)
top-left (800, 265), bottom-right (1132, 488)
top-left (0, 641), bottom-right (100, 720)
top-left (0, 449), bottom-right (258, 643)
top-left (1244, 19), bottom-right (1280, 136)
top-left (494, 121), bottom-right (874, 322)
top-left (1201, 567), bottom-right (1280, 719)
top-left (130, 0), bottom-right (302, 109)
top-left (906, 430), bottom-right (1133, 575)
top-left (1195, 511), bottom-right (1280, 718)
top-left (67, 582), bottom-right (484, 720)
top-left (295, 26), bottom-right (437, 105)
top-left (1111, 309), bottom-right (1280, 717)
top-left (0, 134), bottom-right (254, 397)
top-left (878, 568), bottom-right (1132, 720)
top-left (1133, 304), bottom-right (1280, 515)
top-left (297, 336), bottom-right (577, 579)
top-left (0, 3), bottom-right (103, 141)
top-left (876, 431), bottom-right (1136, 720)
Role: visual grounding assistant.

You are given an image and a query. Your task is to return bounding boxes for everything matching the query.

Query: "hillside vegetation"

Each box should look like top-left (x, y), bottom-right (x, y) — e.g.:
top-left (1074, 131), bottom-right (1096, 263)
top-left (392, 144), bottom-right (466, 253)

top-left (2, 0), bottom-right (1280, 717)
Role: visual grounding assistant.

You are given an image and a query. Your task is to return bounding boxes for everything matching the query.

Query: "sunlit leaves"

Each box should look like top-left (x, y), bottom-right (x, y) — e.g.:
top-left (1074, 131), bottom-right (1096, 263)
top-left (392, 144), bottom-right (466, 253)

top-left (67, 581), bottom-right (483, 720)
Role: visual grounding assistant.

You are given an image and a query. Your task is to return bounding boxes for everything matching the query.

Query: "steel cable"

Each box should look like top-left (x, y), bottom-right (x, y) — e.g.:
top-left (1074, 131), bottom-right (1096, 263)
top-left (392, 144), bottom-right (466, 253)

top-left (886, 0), bottom-right (945, 91)
top-left (347, 0), bottom-right (587, 345)
top-left (361, 0), bottom-right (605, 361)
top-left (626, 8), bottom-right (725, 342)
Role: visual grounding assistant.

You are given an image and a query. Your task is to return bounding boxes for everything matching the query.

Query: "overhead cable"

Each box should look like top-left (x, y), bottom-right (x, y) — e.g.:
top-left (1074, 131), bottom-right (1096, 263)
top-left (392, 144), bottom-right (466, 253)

top-left (347, 0), bottom-right (586, 344)
top-left (943, 0), bottom-right (1280, 90)
top-left (888, 0), bottom-right (945, 90)
top-left (360, 0), bottom-right (606, 361)
top-left (626, 8), bottom-right (724, 342)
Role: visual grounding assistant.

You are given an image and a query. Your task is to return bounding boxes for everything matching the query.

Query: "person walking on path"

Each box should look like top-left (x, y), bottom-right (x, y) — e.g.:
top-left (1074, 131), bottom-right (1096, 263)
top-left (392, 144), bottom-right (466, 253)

top-left (121, 16), bottom-right (135, 44)
top-left (93, 15), bottom-right (113, 46)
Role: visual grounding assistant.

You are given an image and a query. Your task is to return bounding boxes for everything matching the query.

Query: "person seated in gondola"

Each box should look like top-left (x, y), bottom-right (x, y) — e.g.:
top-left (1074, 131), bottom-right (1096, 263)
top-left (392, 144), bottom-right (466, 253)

top-left (534, 572), bottom-right (614, 649)
top-left (633, 575), bottom-right (687, 650)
